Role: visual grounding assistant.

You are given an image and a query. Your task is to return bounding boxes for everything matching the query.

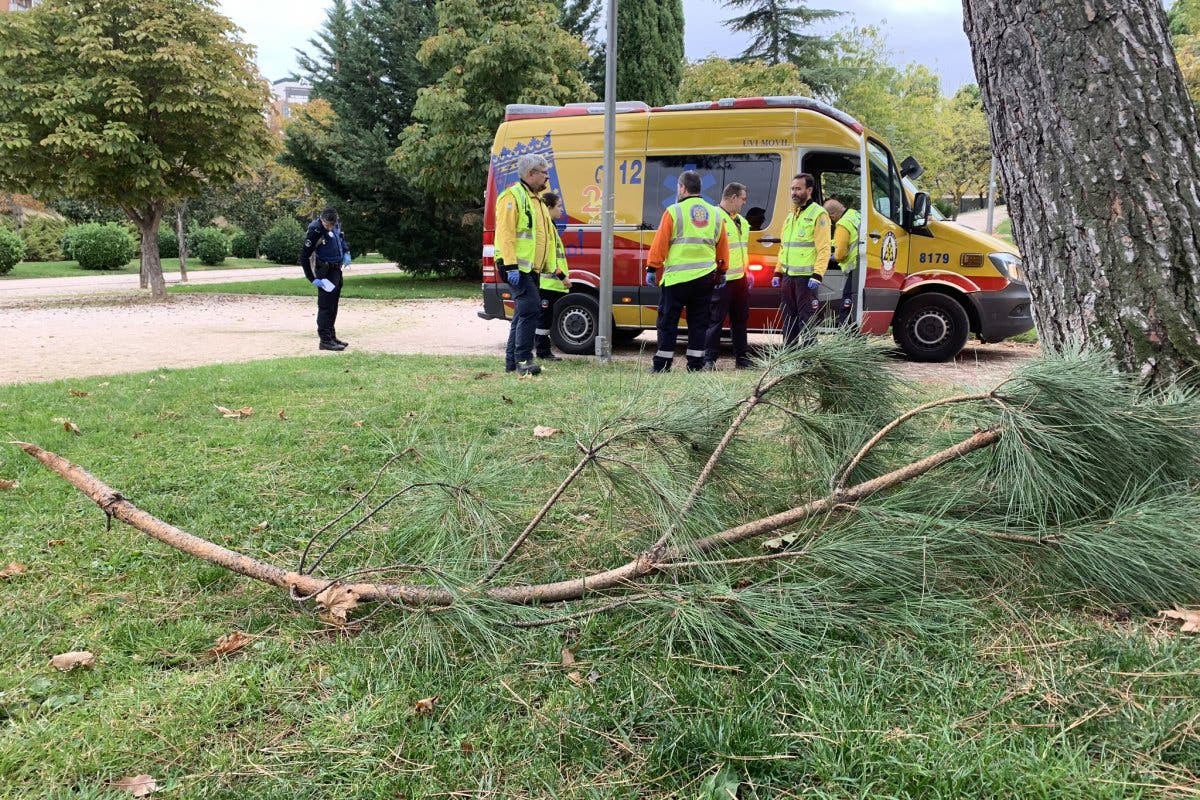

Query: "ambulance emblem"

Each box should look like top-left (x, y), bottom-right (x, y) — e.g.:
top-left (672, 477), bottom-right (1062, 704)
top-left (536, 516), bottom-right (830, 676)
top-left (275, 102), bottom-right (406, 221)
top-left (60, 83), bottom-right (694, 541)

top-left (690, 204), bottom-right (710, 227)
top-left (881, 231), bottom-right (899, 280)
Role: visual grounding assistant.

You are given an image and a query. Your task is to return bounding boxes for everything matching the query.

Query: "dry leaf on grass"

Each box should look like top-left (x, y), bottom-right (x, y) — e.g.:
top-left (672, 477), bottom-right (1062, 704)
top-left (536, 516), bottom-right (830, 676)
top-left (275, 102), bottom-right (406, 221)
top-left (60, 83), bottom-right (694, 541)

top-left (315, 585), bottom-right (359, 625)
top-left (414, 696), bottom-right (439, 716)
top-left (50, 651), bottom-right (95, 671)
top-left (68, 388), bottom-right (90, 398)
top-left (277, 409), bottom-right (288, 421)
top-left (112, 774), bottom-right (158, 797)
top-left (0, 478), bottom-right (18, 490)
top-left (352, 420), bottom-right (364, 428)
top-left (63, 421), bottom-right (82, 436)
top-left (534, 426), bottom-right (560, 439)
top-left (567, 671), bottom-right (585, 686)
top-left (209, 631), bottom-right (254, 657)
top-left (46, 539), bottom-right (66, 548)
top-left (214, 405), bottom-right (254, 419)
top-left (561, 647), bottom-right (576, 668)
top-left (1160, 608), bottom-right (1200, 633)
top-left (249, 521), bottom-right (270, 533)
top-left (0, 562), bottom-right (28, 580)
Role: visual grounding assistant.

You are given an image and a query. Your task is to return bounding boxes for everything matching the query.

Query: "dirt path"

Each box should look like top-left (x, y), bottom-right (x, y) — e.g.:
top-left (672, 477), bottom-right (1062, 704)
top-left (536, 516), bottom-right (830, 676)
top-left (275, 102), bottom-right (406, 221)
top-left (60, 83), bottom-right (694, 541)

top-left (0, 289), bottom-right (1037, 388)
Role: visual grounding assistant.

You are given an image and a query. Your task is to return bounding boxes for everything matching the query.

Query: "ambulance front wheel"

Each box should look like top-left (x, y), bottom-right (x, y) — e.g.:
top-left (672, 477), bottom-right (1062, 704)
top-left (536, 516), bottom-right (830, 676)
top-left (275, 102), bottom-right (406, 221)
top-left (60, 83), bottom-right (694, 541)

top-left (551, 293), bottom-right (600, 355)
top-left (892, 292), bottom-right (970, 362)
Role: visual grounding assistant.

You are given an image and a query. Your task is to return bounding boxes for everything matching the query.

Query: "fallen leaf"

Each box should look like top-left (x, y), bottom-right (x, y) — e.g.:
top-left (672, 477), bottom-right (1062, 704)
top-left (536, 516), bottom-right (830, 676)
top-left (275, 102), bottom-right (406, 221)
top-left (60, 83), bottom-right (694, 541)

top-left (340, 445), bottom-right (352, 453)
top-left (1160, 608), bottom-right (1200, 633)
top-left (50, 651), bottom-right (95, 671)
top-left (0, 562), bottom-right (28, 579)
top-left (68, 388), bottom-right (90, 398)
top-left (534, 426), bottom-right (560, 439)
top-left (63, 420), bottom-right (82, 435)
top-left (501, 395), bottom-right (513, 405)
top-left (587, 670), bottom-right (601, 684)
top-left (315, 585), bottom-right (359, 625)
top-left (0, 478), bottom-right (18, 490)
top-left (209, 631), bottom-right (254, 657)
top-left (46, 539), bottom-right (66, 548)
top-left (214, 405), bottom-right (254, 420)
top-left (460, 740), bottom-right (477, 753)
top-left (277, 409), bottom-right (288, 421)
top-left (249, 521), bottom-right (269, 533)
top-left (112, 774), bottom-right (157, 797)
top-left (414, 695), bottom-right (439, 716)
top-left (561, 647), bottom-right (576, 668)
top-left (567, 670), bottom-right (585, 686)
top-left (352, 420), bottom-right (364, 428)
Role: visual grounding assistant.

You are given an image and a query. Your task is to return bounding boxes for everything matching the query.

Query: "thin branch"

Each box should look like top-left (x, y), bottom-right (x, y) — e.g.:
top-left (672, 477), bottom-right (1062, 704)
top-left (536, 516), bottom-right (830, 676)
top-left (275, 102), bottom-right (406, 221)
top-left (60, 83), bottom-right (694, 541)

top-left (298, 451), bottom-right (406, 573)
top-left (505, 592), bottom-right (658, 629)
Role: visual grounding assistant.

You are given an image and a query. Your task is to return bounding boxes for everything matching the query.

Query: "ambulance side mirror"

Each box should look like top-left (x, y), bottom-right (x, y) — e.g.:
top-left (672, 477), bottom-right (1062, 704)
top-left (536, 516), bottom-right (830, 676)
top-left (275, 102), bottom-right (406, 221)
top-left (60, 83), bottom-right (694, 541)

top-left (911, 192), bottom-right (931, 229)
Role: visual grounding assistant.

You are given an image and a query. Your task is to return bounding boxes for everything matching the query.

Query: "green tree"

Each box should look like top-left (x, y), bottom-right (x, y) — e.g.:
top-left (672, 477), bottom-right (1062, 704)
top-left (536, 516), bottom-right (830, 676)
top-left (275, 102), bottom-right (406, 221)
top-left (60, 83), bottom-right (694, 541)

top-left (616, 0), bottom-right (684, 105)
top-left (1169, 0), bottom-right (1200, 109)
top-left (677, 57), bottom-right (811, 102)
top-left (554, 0), bottom-right (604, 95)
top-left (395, 0), bottom-right (593, 207)
top-left (930, 85), bottom-right (992, 218)
top-left (0, 0), bottom-right (273, 298)
top-left (722, 0), bottom-right (840, 92)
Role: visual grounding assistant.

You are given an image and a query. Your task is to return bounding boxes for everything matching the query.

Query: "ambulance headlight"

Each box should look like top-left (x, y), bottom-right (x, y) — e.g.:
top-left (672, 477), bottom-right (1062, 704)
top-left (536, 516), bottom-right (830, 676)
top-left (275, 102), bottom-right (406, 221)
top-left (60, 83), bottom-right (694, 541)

top-left (989, 252), bottom-right (1024, 284)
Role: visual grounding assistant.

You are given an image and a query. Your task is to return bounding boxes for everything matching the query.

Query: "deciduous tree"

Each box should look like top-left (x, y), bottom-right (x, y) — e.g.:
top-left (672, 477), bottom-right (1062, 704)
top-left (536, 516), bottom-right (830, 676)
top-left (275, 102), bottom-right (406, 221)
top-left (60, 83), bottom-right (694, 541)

top-left (963, 0), bottom-right (1200, 385)
top-left (0, 0), bottom-right (273, 298)
top-left (677, 57), bottom-right (810, 102)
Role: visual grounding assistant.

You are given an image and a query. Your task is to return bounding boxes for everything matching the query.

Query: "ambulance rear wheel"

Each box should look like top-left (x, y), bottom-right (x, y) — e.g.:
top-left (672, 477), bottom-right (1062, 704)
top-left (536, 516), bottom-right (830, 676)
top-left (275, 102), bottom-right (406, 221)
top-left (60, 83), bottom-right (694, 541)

top-left (893, 292), bottom-right (969, 362)
top-left (551, 293), bottom-right (599, 355)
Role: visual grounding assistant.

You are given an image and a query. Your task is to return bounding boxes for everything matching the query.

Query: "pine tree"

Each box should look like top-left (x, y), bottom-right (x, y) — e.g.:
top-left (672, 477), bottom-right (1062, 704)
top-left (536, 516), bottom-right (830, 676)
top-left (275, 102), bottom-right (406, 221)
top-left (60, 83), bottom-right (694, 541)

top-left (722, 0), bottom-right (840, 93)
top-left (616, 0), bottom-right (684, 106)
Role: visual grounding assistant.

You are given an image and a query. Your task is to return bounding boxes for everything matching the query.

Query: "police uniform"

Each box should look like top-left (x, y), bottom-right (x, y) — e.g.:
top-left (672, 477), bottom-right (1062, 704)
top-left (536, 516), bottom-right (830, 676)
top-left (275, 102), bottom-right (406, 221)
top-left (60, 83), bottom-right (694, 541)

top-left (774, 201), bottom-right (831, 346)
top-left (645, 195), bottom-right (730, 372)
top-left (300, 218), bottom-right (351, 348)
top-left (703, 207), bottom-right (752, 368)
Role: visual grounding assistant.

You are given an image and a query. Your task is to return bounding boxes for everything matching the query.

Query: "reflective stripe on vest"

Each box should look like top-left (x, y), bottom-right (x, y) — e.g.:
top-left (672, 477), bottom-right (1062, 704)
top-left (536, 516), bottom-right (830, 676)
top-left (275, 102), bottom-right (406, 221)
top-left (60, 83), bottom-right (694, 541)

top-left (837, 208), bottom-right (861, 273)
top-left (663, 197), bottom-right (720, 286)
top-left (721, 209), bottom-right (748, 280)
top-left (539, 229), bottom-right (570, 292)
top-left (780, 202), bottom-right (828, 277)
top-left (497, 182), bottom-right (537, 272)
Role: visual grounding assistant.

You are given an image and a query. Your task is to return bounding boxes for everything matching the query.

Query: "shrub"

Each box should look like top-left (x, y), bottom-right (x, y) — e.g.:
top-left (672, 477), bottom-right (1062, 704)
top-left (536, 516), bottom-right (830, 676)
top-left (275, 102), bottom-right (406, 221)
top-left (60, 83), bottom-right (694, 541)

top-left (158, 225), bottom-right (179, 259)
top-left (934, 198), bottom-right (956, 219)
top-left (18, 216), bottom-right (68, 261)
top-left (0, 228), bottom-right (25, 274)
top-left (189, 226), bottom-right (229, 266)
top-left (69, 223), bottom-right (136, 270)
top-left (229, 229), bottom-right (258, 259)
top-left (260, 217), bottom-right (304, 265)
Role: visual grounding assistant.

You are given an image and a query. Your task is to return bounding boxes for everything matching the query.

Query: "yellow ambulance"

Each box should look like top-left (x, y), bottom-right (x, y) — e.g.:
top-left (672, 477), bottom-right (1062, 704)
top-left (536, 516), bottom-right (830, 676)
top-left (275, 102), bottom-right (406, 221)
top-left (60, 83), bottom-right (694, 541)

top-left (479, 96), bottom-right (1032, 361)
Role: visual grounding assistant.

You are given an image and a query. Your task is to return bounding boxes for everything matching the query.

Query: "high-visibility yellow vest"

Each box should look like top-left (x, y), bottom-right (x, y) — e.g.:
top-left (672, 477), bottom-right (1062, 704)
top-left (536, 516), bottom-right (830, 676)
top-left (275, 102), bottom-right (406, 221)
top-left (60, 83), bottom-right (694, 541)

top-left (779, 202), bottom-right (828, 277)
top-left (721, 208), bottom-right (748, 280)
top-left (539, 228), bottom-right (570, 292)
top-left (837, 208), bottom-right (861, 273)
top-left (663, 196), bottom-right (721, 287)
top-left (496, 182), bottom-right (537, 273)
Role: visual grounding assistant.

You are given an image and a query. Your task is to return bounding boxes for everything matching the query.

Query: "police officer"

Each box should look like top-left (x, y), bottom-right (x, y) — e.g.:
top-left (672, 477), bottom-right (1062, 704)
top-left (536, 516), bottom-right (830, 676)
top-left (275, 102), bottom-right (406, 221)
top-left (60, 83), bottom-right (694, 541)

top-left (301, 207), bottom-right (352, 351)
top-left (823, 198), bottom-right (862, 326)
top-left (496, 154), bottom-right (554, 376)
top-left (703, 182), bottom-right (753, 370)
top-left (534, 192), bottom-right (571, 361)
top-left (645, 170), bottom-right (730, 373)
top-left (771, 174), bottom-right (830, 347)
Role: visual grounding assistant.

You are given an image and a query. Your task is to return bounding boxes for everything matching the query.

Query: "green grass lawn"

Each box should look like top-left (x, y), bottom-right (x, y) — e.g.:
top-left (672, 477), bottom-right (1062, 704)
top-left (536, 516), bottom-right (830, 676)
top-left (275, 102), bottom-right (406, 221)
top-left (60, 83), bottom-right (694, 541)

top-left (170, 272), bottom-right (480, 300)
top-left (996, 218), bottom-right (1014, 243)
top-left (1, 253), bottom-right (390, 280)
top-left (0, 354), bottom-right (1197, 798)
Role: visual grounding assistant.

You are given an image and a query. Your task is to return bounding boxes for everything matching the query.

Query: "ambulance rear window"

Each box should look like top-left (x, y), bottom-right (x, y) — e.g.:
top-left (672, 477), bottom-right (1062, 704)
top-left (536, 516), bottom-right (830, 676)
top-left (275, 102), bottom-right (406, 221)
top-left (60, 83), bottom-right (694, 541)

top-left (641, 154), bottom-right (781, 231)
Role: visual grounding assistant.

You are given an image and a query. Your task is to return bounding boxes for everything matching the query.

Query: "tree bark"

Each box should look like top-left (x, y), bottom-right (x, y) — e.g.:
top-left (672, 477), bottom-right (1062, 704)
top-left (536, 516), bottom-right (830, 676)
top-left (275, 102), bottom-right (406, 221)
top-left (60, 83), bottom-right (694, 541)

top-left (962, 0), bottom-right (1200, 385)
top-left (176, 204), bottom-right (188, 283)
top-left (125, 204), bottom-right (167, 299)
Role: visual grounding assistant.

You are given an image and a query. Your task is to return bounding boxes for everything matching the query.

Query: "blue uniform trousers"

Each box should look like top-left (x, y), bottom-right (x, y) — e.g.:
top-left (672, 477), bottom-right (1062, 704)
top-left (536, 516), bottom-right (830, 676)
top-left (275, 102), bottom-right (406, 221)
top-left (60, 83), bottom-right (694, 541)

top-left (654, 272), bottom-right (714, 372)
top-left (703, 276), bottom-right (750, 365)
top-left (780, 275), bottom-right (819, 347)
top-left (505, 271), bottom-right (540, 370)
top-left (315, 264), bottom-right (343, 341)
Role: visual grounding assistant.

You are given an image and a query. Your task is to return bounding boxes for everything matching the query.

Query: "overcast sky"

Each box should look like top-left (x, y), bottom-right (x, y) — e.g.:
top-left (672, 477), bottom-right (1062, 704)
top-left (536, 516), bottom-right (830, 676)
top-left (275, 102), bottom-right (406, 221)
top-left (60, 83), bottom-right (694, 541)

top-left (220, 0), bottom-right (975, 94)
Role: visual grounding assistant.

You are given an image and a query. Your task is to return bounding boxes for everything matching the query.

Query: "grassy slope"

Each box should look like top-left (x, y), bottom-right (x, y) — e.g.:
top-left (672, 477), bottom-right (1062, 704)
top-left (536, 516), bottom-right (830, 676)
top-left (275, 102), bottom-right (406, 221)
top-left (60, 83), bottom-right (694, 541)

top-left (1, 254), bottom-right (390, 280)
top-left (0, 355), bottom-right (1196, 798)
top-left (170, 273), bottom-right (480, 301)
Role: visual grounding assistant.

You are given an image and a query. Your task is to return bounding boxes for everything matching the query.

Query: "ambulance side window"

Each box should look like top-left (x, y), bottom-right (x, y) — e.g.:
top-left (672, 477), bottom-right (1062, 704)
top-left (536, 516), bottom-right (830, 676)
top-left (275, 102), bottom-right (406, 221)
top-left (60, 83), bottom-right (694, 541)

top-left (867, 140), bottom-right (903, 226)
top-left (641, 153), bottom-right (781, 230)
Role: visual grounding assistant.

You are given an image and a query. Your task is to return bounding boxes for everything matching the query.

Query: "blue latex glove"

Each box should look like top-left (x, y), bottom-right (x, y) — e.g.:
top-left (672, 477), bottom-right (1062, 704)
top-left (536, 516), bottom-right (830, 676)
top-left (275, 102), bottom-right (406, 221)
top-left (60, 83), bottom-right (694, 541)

top-left (746, 272), bottom-right (755, 290)
top-left (771, 275), bottom-right (781, 288)
top-left (645, 271), bottom-right (657, 287)
top-left (715, 275), bottom-right (727, 290)
top-left (506, 269), bottom-right (521, 288)
top-left (807, 278), bottom-right (821, 291)
top-left (313, 278), bottom-right (336, 292)
top-left (342, 252), bottom-right (351, 267)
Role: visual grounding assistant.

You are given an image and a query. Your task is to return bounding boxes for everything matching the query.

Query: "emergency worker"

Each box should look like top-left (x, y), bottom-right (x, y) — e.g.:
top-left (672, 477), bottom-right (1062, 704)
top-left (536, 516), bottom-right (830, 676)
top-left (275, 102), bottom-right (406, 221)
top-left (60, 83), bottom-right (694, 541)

top-left (300, 207), bottom-right (352, 351)
top-left (703, 182), bottom-right (753, 370)
top-left (534, 192), bottom-right (571, 361)
top-left (823, 198), bottom-right (862, 326)
top-left (771, 174), bottom-right (831, 346)
top-left (645, 170), bottom-right (730, 372)
top-left (495, 154), bottom-right (555, 376)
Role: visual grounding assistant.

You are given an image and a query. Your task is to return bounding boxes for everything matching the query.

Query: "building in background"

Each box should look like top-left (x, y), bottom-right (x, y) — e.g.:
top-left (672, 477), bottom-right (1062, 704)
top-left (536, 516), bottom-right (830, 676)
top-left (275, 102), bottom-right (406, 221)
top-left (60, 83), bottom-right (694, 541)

top-left (269, 78), bottom-right (311, 131)
top-left (0, 0), bottom-right (40, 11)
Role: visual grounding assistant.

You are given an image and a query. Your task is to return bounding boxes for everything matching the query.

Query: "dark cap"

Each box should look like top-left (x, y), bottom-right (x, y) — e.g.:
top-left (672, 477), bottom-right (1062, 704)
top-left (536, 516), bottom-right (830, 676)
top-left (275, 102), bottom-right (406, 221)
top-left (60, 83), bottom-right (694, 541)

top-left (320, 207), bottom-right (339, 224)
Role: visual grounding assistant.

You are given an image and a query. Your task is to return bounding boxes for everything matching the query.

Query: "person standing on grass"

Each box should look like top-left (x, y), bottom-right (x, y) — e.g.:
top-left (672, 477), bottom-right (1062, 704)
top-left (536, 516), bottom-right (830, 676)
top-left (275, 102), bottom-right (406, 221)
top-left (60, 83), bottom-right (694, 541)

top-left (534, 192), bottom-right (571, 362)
top-left (496, 154), bottom-right (554, 376)
top-left (301, 207), bottom-right (352, 351)
top-left (772, 173), bottom-right (830, 347)
top-left (703, 182), bottom-right (753, 370)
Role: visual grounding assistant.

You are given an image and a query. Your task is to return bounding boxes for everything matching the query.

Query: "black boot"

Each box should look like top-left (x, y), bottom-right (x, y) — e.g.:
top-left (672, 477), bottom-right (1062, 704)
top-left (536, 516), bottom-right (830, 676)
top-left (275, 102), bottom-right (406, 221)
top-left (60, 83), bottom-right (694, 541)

top-left (332, 329), bottom-right (349, 347)
top-left (319, 339), bottom-right (346, 351)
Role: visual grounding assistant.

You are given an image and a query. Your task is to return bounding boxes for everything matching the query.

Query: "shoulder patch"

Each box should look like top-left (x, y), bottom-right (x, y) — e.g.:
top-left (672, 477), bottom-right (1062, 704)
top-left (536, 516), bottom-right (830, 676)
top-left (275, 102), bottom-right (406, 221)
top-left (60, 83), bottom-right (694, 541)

top-left (504, 200), bottom-right (515, 211)
top-left (304, 239), bottom-right (311, 247)
top-left (818, 218), bottom-right (828, 227)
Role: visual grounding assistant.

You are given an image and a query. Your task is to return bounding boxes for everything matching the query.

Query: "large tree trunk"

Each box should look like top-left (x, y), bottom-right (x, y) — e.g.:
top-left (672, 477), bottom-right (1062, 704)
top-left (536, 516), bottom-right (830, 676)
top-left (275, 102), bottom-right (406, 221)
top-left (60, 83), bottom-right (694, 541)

top-left (125, 204), bottom-right (167, 299)
top-left (962, 0), bottom-right (1200, 386)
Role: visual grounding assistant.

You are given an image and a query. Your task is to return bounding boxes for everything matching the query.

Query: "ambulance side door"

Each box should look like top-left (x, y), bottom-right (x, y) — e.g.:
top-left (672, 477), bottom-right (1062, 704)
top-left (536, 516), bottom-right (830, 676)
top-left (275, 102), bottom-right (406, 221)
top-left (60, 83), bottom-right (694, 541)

top-left (861, 138), bottom-right (909, 334)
